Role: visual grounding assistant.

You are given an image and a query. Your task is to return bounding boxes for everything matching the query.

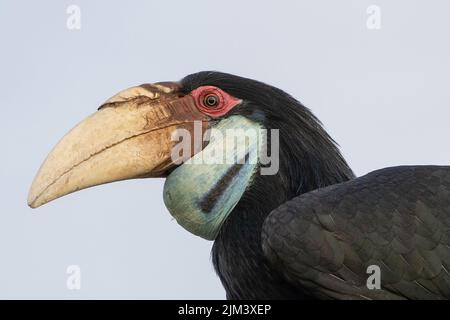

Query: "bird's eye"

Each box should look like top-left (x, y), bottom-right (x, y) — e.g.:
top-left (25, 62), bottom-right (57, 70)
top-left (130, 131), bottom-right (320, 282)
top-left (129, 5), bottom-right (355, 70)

top-left (203, 94), bottom-right (220, 108)
top-left (191, 86), bottom-right (240, 118)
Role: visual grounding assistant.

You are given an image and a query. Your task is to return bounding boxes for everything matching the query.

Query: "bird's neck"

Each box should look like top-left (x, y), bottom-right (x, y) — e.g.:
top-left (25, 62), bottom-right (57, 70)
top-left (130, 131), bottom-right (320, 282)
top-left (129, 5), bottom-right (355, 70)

top-left (213, 195), bottom-right (299, 299)
top-left (212, 135), bottom-right (355, 299)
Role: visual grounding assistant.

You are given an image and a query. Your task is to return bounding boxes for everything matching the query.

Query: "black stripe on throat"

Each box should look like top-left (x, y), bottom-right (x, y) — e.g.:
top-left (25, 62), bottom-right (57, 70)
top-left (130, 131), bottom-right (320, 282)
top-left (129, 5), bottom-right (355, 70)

top-left (199, 152), bottom-right (250, 214)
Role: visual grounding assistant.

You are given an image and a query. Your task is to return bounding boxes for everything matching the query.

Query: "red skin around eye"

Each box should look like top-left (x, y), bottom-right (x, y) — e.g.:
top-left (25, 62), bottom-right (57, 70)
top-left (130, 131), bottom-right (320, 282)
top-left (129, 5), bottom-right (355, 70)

top-left (190, 86), bottom-right (242, 118)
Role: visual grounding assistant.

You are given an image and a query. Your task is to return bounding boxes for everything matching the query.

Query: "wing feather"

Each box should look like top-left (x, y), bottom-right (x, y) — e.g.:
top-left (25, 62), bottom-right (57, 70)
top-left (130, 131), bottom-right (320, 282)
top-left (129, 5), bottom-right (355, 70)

top-left (262, 166), bottom-right (450, 299)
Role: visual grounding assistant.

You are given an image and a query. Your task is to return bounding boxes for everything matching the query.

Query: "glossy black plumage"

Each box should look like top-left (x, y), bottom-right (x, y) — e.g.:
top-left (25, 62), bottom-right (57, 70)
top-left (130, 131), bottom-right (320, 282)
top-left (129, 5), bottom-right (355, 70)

top-left (181, 71), bottom-right (450, 299)
top-left (263, 166), bottom-right (450, 299)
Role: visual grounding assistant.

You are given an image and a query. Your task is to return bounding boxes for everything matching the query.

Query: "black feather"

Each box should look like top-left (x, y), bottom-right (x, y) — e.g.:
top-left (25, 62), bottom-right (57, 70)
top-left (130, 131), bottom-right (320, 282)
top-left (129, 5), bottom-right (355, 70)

top-left (262, 166), bottom-right (450, 300)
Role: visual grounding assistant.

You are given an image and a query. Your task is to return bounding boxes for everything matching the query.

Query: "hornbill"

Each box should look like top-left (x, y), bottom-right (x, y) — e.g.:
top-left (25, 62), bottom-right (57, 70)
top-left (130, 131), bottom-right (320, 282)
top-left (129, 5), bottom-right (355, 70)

top-left (28, 71), bottom-right (450, 300)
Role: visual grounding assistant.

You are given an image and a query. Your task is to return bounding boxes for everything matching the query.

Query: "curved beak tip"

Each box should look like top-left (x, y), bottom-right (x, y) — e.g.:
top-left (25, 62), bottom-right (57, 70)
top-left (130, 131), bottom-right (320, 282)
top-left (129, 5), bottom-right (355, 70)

top-left (28, 199), bottom-right (37, 209)
top-left (27, 180), bottom-right (54, 209)
top-left (27, 193), bottom-right (42, 209)
top-left (27, 184), bottom-right (41, 209)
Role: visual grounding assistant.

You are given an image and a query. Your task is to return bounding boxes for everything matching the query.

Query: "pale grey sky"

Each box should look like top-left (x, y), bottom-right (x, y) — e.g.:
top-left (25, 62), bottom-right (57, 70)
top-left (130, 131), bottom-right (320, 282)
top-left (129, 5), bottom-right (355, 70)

top-left (1, 0), bottom-right (449, 299)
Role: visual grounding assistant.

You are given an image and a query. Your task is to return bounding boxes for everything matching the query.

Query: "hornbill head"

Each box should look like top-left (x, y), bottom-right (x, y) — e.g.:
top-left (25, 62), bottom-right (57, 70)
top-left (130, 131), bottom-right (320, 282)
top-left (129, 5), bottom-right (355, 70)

top-left (28, 71), bottom-right (352, 240)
